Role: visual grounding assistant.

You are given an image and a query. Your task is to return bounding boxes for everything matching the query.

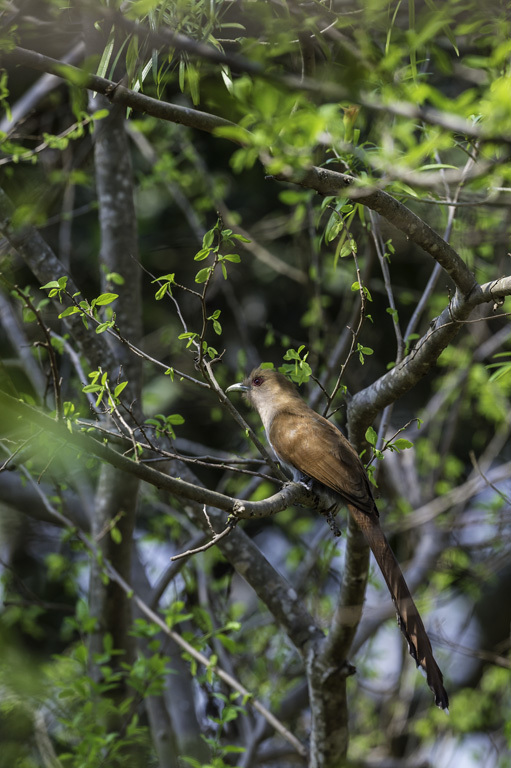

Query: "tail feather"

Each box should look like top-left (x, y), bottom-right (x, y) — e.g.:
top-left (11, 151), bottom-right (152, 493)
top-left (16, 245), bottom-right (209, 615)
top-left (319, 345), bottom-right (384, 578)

top-left (348, 504), bottom-right (448, 710)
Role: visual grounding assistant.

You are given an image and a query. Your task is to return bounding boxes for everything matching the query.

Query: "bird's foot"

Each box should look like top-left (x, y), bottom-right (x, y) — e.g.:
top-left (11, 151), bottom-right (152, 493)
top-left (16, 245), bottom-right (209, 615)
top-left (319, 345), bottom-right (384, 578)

top-left (296, 476), bottom-right (314, 492)
top-left (321, 504), bottom-right (342, 537)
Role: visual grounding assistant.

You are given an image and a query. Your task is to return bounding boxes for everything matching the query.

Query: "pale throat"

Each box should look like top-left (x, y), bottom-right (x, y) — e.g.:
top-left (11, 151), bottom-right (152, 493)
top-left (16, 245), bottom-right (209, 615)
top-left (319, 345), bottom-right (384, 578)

top-left (249, 390), bottom-right (309, 484)
top-left (249, 392), bottom-right (276, 433)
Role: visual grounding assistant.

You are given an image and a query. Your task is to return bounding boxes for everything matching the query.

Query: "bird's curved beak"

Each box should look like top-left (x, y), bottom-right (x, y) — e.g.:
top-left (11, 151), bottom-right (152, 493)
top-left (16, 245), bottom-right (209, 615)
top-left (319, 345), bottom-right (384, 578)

top-left (226, 381), bottom-right (249, 393)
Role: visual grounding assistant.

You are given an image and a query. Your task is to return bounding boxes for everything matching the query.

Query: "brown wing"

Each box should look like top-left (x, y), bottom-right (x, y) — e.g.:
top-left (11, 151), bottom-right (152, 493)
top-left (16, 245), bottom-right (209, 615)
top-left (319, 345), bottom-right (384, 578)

top-left (268, 408), bottom-right (376, 515)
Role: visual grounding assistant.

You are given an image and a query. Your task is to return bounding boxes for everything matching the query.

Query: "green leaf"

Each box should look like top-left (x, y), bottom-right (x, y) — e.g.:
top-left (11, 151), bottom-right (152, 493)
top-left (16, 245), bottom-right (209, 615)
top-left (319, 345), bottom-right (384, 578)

top-left (325, 216), bottom-right (341, 243)
top-left (202, 229), bottom-right (215, 249)
top-left (221, 253), bottom-right (241, 263)
top-left (195, 267), bottom-right (211, 283)
top-left (365, 426), bottom-right (378, 447)
top-left (126, 0), bottom-right (162, 16)
top-left (213, 125), bottom-right (251, 144)
top-left (194, 247), bottom-right (212, 261)
top-left (392, 438), bottom-right (413, 451)
top-left (82, 384), bottom-right (102, 393)
top-left (279, 189), bottom-right (308, 205)
top-left (96, 29), bottom-right (115, 81)
top-left (105, 271), bottom-right (125, 285)
top-left (91, 109), bottom-right (109, 120)
top-left (167, 414), bottom-right (185, 425)
top-left (114, 381), bottom-right (128, 399)
top-left (155, 285), bottom-right (168, 300)
top-left (40, 280), bottom-right (60, 290)
top-left (94, 293), bottom-right (119, 306)
top-left (231, 233), bottom-right (251, 242)
top-left (58, 306), bottom-right (81, 318)
top-left (338, 241), bottom-right (353, 259)
top-left (186, 61), bottom-right (200, 105)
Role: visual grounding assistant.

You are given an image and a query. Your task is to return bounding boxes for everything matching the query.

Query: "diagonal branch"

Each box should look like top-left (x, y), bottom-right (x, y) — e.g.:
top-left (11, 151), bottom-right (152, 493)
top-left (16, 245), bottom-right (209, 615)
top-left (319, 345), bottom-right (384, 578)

top-left (5, 47), bottom-right (237, 136)
top-left (0, 389), bottom-right (315, 519)
top-left (347, 276), bottom-right (510, 445)
top-left (280, 166), bottom-right (479, 297)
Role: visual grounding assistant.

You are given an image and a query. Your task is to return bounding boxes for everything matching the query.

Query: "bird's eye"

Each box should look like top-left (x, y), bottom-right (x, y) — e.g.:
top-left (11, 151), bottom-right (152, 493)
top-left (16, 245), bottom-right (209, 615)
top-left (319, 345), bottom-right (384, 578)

top-left (252, 376), bottom-right (264, 387)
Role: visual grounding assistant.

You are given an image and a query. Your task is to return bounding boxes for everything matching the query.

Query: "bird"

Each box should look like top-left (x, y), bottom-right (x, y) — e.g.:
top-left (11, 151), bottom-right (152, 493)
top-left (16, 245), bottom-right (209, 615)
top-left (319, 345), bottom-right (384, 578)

top-left (227, 366), bottom-right (448, 710)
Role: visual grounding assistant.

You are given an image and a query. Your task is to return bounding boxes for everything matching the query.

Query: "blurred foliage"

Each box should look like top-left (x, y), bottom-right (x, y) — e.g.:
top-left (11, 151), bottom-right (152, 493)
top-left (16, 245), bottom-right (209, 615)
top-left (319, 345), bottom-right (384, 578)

top-left (1, 0), bottom-right (511, 766)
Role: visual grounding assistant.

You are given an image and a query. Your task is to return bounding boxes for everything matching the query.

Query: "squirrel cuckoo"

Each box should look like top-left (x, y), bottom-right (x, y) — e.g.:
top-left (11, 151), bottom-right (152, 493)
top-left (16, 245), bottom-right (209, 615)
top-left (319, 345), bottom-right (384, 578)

top-left (227, 367), bottom-right (448, 709)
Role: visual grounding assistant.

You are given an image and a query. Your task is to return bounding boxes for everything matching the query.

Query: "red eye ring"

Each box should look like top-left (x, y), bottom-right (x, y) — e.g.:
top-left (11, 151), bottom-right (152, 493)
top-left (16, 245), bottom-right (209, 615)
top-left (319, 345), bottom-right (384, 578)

top-left (252, 376), bottom-right (264, 387)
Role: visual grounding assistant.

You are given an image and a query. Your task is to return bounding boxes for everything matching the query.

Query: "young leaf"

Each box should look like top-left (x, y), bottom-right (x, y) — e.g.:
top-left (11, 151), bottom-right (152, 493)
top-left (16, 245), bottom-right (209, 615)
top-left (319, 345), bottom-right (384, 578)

top-left (195, 267), bottom-right (211, 283)
top-left (155, 285), bottom-right (168, 300)
top-left (94, 293), bottom-right (119, 306)
top-left (40, 280), bottom-right (60, 290)
top-left (166, 414), bottom-right (185, 425)
top-left (202, 229), bottom-right (215, 249)
top-left (194, 247), bottom-right (212, 261)
top-left (58, 306), bottom-right (81, 318)
top-left (114, 381), bottom-right (128, 399)
top-left (231, 233), bottom-right (251, 242)
top-left (365, 426), bottom-right (378, 447)
top-left (392, 438), bottom-right (413, 451)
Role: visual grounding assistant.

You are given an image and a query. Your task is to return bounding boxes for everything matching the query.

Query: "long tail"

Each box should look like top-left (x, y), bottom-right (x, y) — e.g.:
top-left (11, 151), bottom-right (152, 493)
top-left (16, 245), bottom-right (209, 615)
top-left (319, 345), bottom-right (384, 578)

top-left (348, 504), bottom-right (448, 710)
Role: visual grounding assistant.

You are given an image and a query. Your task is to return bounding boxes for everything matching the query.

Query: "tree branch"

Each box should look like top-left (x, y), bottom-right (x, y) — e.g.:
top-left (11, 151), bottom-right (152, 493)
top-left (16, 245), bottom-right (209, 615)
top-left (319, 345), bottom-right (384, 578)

top-left (5, 47), bottom-right (237, 136)
top-left (280, 166), bottom-right (479, 297)
top-left (0, 389), bottom-right (317, 520)
top-left (348, 276), bottom-right (510, 445)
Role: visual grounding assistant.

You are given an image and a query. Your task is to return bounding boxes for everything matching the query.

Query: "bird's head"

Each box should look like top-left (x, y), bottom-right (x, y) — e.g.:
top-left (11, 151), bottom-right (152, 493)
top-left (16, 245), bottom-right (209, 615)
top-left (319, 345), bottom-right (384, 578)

top-left (226, 367), bottom-right (298, 415)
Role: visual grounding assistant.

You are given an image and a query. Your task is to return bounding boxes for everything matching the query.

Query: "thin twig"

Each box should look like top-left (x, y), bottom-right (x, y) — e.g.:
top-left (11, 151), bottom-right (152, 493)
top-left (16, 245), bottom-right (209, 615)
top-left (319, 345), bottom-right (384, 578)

top-left (368, 210), bottom-right (404, 361)
top-left (9, 283), bottom-right (63, 419)
top-left (469, 450), bottom-right (511, 507)
top-left (404, 148), bottom-right (478, 340)
top-left (171, 520), bottom-right (236, 561)
top-left (324, 239), bottom-right (367, 416)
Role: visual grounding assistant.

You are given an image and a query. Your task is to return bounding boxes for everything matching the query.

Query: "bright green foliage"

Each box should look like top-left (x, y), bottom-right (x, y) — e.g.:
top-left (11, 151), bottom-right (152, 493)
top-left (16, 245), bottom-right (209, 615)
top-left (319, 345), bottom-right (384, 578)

top-left (280, 346), bottom-right (312, 384)
top-left (83, 368), bottom-right (128, 411)
top-left (145, 411), bottom-right (185, 439)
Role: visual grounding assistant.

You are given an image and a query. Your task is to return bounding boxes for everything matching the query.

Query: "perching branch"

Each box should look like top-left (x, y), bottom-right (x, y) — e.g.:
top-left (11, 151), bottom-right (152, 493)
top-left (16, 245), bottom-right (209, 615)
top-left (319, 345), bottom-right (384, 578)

top-left (0, 388), bottom-right (314, 518)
